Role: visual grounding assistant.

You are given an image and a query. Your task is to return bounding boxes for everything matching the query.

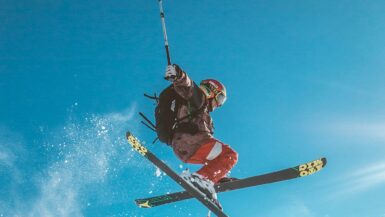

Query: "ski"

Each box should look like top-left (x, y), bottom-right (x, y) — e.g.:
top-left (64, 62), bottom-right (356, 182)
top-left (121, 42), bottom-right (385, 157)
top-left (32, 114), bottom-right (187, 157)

top-left (126, 131), bottom-right (228, 217)
top-left (135, 157), bottom-right (327, 208)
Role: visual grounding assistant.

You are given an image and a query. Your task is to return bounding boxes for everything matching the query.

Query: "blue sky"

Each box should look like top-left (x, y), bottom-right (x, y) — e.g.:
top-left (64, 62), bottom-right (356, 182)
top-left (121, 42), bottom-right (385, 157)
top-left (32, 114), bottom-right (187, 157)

top-left (1, 0), bottom-right (385, 216)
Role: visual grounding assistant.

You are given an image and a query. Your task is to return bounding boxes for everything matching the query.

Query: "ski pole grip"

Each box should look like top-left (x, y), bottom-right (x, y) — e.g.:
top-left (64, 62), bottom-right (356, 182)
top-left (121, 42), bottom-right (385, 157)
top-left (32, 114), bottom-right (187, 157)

top-left (165, 45), bottom-right (171, 65)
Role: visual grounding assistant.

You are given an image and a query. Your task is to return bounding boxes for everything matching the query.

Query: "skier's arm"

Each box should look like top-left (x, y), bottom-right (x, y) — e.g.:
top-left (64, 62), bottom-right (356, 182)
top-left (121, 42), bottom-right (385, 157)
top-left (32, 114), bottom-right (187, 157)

top-left (166, 64), bottom-right (206, 109)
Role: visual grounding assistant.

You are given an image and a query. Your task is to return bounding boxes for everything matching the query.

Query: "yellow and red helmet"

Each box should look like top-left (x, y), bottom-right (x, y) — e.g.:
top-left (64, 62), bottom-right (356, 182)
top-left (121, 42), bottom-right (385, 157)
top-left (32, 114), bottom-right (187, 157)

top-left (200, 79), bottom-right (227, 107)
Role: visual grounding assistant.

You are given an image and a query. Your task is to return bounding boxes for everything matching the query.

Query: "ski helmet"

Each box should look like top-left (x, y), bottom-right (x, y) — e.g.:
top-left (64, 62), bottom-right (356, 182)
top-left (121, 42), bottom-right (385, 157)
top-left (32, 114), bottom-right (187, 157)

top-left (200, 79), bottom-right (227, 107)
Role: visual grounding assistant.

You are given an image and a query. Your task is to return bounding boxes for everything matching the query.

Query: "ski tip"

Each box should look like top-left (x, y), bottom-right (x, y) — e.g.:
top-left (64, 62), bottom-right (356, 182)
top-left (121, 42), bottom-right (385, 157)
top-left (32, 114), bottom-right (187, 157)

top-left (135, 199), bottom-right (152, 208)
top-left (298, 157), bottom-right (327, 177)
top-left (321, 157), bottom-right (327, 167)
top-left (126, 131), bottom-right (132, 138)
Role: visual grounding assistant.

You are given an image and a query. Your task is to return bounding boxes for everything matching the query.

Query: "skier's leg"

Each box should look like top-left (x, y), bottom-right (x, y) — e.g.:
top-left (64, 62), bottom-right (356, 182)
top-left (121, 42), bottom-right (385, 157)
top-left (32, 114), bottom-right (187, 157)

top-left (187, 138), bottom-right (238, 183)
top-left (197, 140), bottom-right (238, 183)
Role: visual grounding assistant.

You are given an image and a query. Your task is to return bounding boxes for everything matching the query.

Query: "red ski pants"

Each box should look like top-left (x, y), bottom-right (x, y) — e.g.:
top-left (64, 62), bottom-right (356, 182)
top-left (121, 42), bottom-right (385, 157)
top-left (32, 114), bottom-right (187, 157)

top-left (186, 138), bottom-right (238, 183)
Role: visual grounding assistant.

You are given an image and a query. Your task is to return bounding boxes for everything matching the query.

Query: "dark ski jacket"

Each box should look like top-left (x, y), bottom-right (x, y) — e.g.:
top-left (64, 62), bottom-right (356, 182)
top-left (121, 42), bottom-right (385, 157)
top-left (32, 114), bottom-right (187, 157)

top-left (171, 65), bottom-right (214, 162)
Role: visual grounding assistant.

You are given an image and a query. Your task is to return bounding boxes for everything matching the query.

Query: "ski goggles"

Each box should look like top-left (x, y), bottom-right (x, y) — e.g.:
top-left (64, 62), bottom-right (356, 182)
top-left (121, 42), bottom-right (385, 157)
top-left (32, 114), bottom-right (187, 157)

top-left (214, 92), bottom-right (226, 107)
top-left (201, 84), bottom-right (227, 107)
top-left (201, 84), bottom-right (226, 107)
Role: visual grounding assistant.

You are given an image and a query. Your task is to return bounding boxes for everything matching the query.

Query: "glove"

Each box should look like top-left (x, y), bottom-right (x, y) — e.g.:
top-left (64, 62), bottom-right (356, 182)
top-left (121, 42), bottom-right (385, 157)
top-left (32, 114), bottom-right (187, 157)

top-left (164, 65), bottom-right (180, 82)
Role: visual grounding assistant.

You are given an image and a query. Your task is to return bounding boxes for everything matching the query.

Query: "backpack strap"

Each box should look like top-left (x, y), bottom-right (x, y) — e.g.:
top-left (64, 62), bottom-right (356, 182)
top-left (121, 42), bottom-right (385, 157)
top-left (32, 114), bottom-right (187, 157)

top-left (144, 93), bottom-right (159, 102)
top-left (174, 101), bottom-right (205, 124)
top-left (139, 112), bottom-right (157, 131)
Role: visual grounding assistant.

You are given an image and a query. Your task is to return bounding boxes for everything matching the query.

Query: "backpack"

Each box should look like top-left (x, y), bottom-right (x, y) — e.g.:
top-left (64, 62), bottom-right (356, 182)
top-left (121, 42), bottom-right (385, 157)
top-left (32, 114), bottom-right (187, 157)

top-left (141, 84), bottom-right (204, 145)
top-left (155, 85), bottom-right (182, 144)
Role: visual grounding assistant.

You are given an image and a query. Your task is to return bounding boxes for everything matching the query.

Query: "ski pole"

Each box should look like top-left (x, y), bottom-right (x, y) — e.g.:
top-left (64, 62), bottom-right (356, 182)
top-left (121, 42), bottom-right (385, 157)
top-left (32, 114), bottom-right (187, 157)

top-left (158, 0), bottom-right (172, 65)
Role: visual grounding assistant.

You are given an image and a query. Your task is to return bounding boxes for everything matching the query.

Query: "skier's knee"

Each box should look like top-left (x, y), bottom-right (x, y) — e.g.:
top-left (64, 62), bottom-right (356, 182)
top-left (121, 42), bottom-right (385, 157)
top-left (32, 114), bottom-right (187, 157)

top-left (229, 150), bottom-right (238, 165)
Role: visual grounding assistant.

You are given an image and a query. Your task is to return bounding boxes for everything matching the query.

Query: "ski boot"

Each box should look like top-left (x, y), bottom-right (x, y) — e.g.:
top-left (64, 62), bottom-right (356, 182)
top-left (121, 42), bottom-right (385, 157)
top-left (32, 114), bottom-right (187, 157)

top-left (181, 170), bottom-right (222, 210)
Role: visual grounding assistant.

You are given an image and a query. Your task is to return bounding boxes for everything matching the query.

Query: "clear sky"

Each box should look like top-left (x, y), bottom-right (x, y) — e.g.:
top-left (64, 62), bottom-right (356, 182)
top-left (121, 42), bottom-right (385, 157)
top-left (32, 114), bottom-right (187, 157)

top-left (1, 0), bottom-right (385, 216)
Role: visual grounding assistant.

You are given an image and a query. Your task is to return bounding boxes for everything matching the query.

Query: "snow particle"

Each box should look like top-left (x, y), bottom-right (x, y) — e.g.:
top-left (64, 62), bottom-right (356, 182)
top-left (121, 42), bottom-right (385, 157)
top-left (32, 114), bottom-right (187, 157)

top-left (155, 167), bottom-right (162, 177)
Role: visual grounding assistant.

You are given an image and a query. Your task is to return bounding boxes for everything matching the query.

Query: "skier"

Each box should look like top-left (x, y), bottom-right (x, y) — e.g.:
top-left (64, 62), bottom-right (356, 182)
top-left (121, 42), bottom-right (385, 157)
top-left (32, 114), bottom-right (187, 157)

top-left (164, 64), bottom-right (238, 208)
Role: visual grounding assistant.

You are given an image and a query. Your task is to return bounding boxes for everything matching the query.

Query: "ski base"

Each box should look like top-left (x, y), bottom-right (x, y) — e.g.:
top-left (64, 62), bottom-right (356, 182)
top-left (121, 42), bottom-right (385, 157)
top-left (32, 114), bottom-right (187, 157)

top-left (136, 157), bottom-right (327, 208)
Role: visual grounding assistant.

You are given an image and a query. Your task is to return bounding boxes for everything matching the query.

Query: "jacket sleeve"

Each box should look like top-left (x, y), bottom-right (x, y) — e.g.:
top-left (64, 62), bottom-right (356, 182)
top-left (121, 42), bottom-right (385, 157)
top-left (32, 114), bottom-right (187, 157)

top-left (172, 64), bottom-right (206, 109)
